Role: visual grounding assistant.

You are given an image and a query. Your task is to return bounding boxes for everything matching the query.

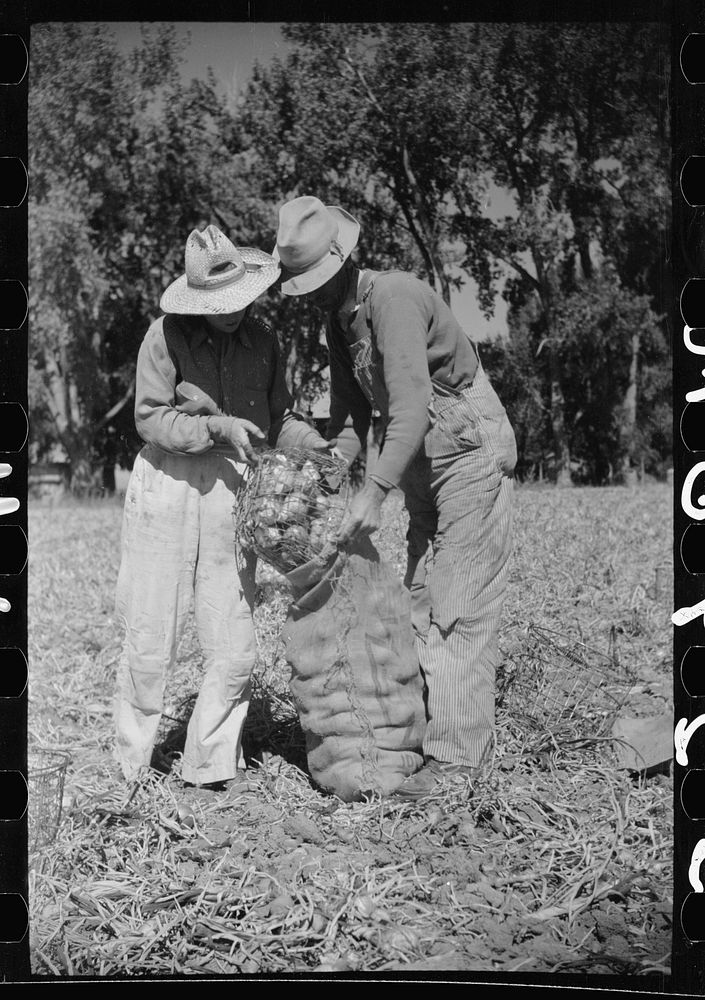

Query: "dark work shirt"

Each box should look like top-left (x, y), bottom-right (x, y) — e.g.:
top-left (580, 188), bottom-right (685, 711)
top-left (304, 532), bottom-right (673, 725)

top-left (327, 270), bottom-right (479, 488)
top-left (134, 313), bottom-right (323, 455)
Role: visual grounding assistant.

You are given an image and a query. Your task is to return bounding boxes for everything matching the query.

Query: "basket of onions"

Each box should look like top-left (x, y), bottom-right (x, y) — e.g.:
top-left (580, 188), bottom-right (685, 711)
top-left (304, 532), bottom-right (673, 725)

top-left (233, 447), bottom-right (349, 574)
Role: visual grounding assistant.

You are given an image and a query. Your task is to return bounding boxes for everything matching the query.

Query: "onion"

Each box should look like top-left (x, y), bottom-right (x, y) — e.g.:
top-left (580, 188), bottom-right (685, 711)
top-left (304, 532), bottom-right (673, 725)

top-left (254, 498), bottom-right (280, 525)
top-left (281, 493), bottom-right (308, 520)
top-left (285, 524), bottom-right (309, 546)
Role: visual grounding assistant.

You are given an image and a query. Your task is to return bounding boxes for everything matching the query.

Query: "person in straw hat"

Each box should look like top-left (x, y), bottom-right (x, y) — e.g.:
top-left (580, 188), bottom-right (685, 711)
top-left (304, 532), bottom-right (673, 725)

top-left (114, 224), bottom-right (329, 792)
top-left (274, 196), bottom-right (517, 801)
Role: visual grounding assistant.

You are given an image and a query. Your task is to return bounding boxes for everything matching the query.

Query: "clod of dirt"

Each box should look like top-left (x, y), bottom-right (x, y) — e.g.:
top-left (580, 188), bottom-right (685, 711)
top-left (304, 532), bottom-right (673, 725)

top-left (309, 910), bottom-right (328, 933)
top-left (244, 802), bottom-right (282, 824)
top-left (378, 925), bottom-right (420, 954)
top-left (316, 953), bottom-right (355, 972)
top-left (354, 893), bottom-right (377, 919)
top-left (282, 814), bottom-right (325, 845)
top-left (267, 892), bottom-right (295, 917)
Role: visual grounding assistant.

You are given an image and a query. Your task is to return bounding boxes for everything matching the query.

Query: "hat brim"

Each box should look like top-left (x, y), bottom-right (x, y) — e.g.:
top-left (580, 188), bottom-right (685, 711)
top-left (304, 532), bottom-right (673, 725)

top-left (159, 247), bottom-right (280, 315)
top-left (273, 207), bottom-right (360, 296)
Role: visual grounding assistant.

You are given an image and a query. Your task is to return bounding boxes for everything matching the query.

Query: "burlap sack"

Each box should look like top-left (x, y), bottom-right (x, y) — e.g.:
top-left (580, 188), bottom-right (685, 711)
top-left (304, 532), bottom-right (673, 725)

top-left (281, 536), bottom-right (426, 800)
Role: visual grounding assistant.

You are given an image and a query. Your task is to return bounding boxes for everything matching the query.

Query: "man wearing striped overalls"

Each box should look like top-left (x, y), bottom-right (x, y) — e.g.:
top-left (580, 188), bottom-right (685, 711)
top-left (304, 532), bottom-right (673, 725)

top-left (273, 196), bottom-right (517, 800)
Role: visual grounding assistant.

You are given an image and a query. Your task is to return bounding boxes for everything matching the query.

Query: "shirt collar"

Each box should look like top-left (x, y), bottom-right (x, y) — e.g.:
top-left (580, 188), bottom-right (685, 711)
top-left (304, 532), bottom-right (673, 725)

top-left (190, 318), bottom-right (252, 350)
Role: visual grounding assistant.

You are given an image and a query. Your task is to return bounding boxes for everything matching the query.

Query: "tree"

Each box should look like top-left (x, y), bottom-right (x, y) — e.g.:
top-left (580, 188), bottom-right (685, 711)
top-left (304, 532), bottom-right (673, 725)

top-left (237, 22), bottom-right (669, 485)
top-left (238, 24), bottom-right (486, 301)
top-left (448, 23), bottom-right (668, 484)
top-left (29, 24), bottom-right (248, 488)
top-left (30, 22), bottom-right (670, 488)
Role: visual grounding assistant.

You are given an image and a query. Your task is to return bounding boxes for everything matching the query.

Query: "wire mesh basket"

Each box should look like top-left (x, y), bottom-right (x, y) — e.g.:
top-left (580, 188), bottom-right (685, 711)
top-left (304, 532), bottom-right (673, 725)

top-left (28, 748), bottom-right (71, 852)
top-left (500, 624), bottom-right (636, 743)
top-left (233, 446), bottom-right (349, 575)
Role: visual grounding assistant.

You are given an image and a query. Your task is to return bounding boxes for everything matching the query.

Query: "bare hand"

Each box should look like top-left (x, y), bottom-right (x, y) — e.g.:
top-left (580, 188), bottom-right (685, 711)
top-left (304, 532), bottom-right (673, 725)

top-left (228, 418), bottom-right (265, 466)
top-left (336, 481), bottom-right (387, 547)
top-left (208, 415), bottom-right (265, 466)
top-left (310, 437), bottom-right (347, 464)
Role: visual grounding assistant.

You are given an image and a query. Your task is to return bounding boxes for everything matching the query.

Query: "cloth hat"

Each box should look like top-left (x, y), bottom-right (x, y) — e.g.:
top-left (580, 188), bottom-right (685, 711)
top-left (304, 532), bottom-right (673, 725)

top-left (272, 196), bottom-right (360, 296)
top-left (160, 225), bottom-right (280, 315)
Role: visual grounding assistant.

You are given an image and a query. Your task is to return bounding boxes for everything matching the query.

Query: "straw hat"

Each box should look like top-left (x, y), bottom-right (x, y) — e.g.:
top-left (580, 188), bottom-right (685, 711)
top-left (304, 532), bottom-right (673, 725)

top-left (160, 225), bottom-right (280, 314)
top-left (273, 196), bottom-right (360, 296)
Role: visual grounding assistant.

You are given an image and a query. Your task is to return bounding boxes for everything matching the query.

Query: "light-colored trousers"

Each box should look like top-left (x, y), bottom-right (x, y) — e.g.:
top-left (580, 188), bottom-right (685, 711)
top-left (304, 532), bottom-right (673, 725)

top-left (400, 365), bottom-right (516, 769)
top-left (114, 444), bottom-right (257, 785)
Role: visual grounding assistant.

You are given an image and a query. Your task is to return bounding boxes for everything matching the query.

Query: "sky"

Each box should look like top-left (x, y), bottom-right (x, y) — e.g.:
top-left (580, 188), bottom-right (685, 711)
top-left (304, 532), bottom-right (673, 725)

top-left (113, 22), bottom-right (289, 100)
top-left (112, 21), bottom-right (509, 340)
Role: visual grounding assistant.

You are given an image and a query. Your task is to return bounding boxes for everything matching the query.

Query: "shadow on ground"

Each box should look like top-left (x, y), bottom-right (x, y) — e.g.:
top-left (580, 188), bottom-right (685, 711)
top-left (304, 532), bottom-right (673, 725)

top-left (150, 691), bottom-right (309, 777)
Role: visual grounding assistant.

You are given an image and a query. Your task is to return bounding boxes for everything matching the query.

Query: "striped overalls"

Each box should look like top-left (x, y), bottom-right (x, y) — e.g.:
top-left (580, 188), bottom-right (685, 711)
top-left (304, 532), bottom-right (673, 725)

top-left (347, 292), bottom-right (516, 768)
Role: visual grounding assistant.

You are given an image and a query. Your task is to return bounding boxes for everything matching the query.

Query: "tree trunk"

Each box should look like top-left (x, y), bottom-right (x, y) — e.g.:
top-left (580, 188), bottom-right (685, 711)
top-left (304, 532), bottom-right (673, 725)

top-left (549, 355), bottom-right (573, 487)
top-left (536, 264), bottom-right (572, 488)
top-left (617, 330), bottom-right (640, 486)
top-left (40, 352), bottom-right (101, 494)
top-left (340, 49), bottom-right (452, 303)
top-left (400, 144), bottom-right (451, 305)
top-left (66, 444), bottom-right (99, 495)
top-left (102, 462), bottom-right (116, 496)
top-left (577, 238), bottom-right (593, 282)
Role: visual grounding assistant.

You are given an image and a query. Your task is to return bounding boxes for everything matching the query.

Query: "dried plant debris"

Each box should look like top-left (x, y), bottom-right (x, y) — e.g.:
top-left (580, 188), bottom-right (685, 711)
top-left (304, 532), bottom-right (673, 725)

top-left (28, 485), bottom-right (672, 979)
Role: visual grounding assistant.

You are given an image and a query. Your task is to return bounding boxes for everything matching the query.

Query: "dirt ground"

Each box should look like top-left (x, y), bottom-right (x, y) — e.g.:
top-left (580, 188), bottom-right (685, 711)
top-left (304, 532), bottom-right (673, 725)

top-left (27, 483), bottom-right (673, 982)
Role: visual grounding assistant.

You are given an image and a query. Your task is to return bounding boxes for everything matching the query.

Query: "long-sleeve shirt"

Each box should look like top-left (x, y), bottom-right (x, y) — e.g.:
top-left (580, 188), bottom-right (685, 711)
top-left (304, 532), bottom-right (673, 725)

top-left (134, 312), bottom-right (324, 454)
top-left (326, 270), bottom-right (479, 489)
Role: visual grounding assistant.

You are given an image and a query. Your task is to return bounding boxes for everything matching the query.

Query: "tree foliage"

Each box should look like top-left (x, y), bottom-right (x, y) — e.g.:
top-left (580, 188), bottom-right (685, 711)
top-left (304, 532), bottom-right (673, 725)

top-left (29, 21), bottom-right (670, 489)
top-left (29, 24), bottom-right (242, 486)
top-left (237, 21), bottom-right (670, 483)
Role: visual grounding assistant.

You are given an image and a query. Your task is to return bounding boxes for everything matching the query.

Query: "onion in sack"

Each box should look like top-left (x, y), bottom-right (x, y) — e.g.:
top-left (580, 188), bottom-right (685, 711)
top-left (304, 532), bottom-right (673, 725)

top-left (300, 460), bottom-right (320, 484)
top-left (284, 523), bottom-right (309, 547)
top-left (308, 516), bottom-right (333, 553)
top-left (254, 525), bottom-right (281, 552)
top-left (281, 492), bottom-right (308, 521)
top-left (310, 492), bottom-right (331, 517)
top-left (240, 515), bottom-right (257, 541)
top-left (253, 497), bottom-right (280, 526)
top-left (268, 463), bottom-right (297, 494)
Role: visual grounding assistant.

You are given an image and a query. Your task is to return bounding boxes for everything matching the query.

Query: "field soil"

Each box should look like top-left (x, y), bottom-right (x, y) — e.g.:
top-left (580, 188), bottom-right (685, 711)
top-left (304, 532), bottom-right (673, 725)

top-left (27, 483), bottom-right (672, 981)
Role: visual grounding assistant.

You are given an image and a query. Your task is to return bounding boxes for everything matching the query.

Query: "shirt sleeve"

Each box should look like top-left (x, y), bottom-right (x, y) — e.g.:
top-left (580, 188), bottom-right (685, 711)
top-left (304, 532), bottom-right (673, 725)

top-left (366, 281), bottom-right (433, 490)
top-left (134, 321), bottom-right (215, 454)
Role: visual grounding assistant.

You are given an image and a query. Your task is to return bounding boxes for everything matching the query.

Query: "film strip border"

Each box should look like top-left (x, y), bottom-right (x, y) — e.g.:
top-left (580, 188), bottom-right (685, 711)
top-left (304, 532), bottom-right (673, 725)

top-left (0, 0), bottom-right (695, 988)
top-left (0, 3), bottom-right (30, 979)
top-left (674, 0), bottom-right (705, 993)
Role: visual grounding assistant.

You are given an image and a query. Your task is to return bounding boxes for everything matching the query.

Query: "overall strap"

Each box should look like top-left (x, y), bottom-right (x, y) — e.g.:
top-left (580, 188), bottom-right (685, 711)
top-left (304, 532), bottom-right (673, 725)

top-left (360, 269), bottom-right (408, 331)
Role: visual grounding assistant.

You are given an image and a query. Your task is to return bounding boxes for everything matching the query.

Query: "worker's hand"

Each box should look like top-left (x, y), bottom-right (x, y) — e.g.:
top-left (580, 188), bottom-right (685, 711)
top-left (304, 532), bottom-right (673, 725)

top-left (207, 415), bottom-right (265, 466)
top-left (336, 480), bottom-right (388, 547)
top-left (309, 437), bottom-right (347, 463)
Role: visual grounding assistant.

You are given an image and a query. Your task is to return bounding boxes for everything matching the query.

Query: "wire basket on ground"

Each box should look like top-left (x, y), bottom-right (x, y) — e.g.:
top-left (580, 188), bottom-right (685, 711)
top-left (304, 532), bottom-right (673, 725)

top-left (500, 624), bottom-right (636, 744)
top-left (233, 446), bottom-right (349, 575)
top-left (28, 748), bottom-right (71, 852)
